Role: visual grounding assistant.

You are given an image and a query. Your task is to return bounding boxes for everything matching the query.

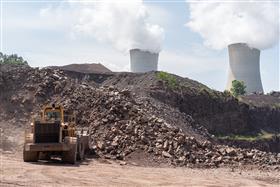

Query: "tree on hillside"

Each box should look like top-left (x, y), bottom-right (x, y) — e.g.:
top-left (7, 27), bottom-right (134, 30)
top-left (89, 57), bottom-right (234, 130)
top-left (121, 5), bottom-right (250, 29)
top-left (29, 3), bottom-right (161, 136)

top-left (230, 80), bottom-right (246, 97)
top-left (0, 52), bottom-right (28, 65)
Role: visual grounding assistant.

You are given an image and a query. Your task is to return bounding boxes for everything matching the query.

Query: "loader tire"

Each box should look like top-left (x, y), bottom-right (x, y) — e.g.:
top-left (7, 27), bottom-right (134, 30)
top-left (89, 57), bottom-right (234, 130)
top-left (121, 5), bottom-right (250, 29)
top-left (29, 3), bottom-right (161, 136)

top-left (23, 149), bottom-right (38, 162)
top-left (62, 143), bottom-right (77, 164)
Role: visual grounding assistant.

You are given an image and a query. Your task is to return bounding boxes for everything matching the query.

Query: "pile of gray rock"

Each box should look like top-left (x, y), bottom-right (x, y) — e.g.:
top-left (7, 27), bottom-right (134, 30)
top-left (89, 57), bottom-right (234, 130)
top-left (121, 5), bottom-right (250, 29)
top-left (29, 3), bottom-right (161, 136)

top-left (66, 86), bottom-right (279, 168)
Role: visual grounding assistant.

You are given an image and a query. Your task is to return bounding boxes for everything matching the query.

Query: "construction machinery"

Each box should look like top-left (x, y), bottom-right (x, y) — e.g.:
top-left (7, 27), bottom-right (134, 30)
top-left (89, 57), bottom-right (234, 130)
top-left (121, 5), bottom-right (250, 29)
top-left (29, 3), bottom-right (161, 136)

top-left (23, 104), bottom-right (89, 164)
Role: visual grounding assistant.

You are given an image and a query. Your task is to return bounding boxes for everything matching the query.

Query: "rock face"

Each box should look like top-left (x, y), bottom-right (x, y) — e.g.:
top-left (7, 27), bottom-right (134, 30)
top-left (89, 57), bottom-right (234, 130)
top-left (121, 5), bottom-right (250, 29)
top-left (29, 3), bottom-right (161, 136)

top-left (248, 107), bottom-right (280, 132)
top-left (150, 87), bottom-right (250, 134)
top-left (101, 72), bottom-right (280, 135)
top-left (0, 64), bottom-right (279, 169)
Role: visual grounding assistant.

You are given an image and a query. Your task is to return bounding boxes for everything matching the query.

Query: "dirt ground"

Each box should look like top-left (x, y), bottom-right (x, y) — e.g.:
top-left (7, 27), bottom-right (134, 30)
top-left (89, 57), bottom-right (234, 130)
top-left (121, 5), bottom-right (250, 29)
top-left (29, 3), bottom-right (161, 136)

top-left (0, 122), bottom-right (279, 187)
top-left (1, 152), bottom-right (279, 187)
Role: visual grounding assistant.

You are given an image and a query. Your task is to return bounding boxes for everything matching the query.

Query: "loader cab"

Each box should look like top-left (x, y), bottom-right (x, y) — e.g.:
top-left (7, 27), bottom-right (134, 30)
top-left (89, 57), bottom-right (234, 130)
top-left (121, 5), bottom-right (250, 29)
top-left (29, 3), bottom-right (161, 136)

top-left (42, 104), bottom-right (64, 123)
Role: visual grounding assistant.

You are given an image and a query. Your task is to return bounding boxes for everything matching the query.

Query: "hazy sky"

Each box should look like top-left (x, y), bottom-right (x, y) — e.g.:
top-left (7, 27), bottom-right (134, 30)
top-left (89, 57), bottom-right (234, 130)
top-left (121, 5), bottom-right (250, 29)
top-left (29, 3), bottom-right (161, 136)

top-left (1, 0), bottom-right (279, 92)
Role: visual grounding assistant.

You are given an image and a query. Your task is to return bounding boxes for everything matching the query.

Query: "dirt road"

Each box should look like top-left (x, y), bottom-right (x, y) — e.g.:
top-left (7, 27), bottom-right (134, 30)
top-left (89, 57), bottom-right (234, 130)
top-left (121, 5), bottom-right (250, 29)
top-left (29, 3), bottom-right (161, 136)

top-left (1, 152), bottom-right (279, 187)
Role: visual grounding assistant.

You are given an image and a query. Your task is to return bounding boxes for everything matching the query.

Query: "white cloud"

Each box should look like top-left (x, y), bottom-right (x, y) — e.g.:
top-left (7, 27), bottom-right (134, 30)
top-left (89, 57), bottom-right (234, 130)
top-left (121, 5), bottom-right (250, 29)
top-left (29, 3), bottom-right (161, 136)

top-left (74, 1), bottom-right (164, 53)
top-left (39, 1), bottom-right (165, 53)
top-left (187, 1), bottom-right (279, 50)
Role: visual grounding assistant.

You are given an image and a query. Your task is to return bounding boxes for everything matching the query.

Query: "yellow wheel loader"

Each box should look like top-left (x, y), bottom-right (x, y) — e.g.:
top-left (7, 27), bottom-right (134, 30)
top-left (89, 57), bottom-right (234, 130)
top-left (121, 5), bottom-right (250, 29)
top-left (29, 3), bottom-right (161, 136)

top-left (23, 104), bottom-right (89, 164)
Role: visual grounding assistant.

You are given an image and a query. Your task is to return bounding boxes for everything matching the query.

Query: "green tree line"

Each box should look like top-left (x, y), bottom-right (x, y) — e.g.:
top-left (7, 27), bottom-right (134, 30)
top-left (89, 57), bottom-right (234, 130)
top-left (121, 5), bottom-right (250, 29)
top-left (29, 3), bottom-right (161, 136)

top-left (0, 52), bottom-right (28, 65)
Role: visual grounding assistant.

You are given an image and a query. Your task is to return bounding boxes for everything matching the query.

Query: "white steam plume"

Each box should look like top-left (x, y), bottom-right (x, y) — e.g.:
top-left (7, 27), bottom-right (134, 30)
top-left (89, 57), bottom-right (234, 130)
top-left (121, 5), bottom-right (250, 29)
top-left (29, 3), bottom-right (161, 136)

top-left (74, 1), bottom-right (164, 53)
top-left (187, 1), bottom-right (279, 50)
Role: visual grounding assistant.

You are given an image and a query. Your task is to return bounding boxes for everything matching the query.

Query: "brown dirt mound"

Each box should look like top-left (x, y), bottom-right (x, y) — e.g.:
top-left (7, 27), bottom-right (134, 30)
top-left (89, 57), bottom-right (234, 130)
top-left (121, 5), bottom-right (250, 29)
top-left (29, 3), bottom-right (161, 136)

top-left (49, 63), bottom-right (112, 73)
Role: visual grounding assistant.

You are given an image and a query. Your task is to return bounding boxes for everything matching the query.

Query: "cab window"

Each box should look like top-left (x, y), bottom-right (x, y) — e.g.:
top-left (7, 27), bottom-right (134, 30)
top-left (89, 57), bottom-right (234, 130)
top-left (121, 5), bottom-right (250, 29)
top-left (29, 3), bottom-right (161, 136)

top-left (46, 111), bottom-right (61, 121)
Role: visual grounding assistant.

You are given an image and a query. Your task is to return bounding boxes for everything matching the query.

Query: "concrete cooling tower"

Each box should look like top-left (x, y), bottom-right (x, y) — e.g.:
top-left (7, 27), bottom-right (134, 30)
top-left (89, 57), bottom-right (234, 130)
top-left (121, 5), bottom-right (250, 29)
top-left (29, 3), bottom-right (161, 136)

top-left (226, 43), bottom-right (264, 93)
top-left (130, 49), bottom-right (159, 73)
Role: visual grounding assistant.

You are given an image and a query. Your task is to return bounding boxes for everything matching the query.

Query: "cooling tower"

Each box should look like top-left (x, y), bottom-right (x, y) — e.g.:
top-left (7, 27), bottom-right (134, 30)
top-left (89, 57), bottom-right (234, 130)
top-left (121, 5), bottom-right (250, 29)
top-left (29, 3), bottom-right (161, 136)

top-left (130, 49), bottom-right (159, 72)
top-left (226, 43), bottom-right (263, 93)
